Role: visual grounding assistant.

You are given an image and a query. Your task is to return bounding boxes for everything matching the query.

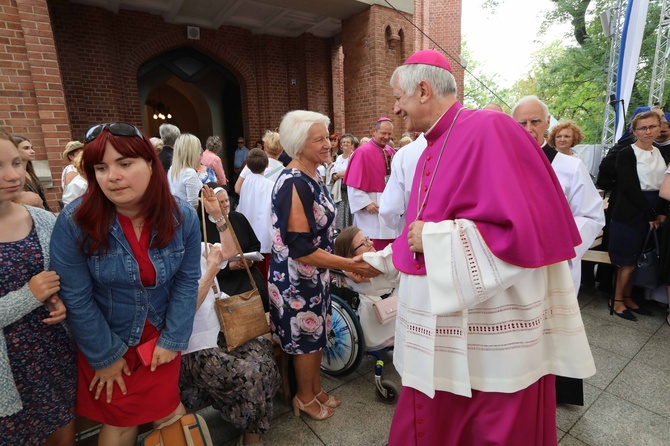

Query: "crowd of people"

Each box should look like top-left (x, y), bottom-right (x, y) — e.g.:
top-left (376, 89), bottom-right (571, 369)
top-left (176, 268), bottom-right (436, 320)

top-left (5, 47), bottom-right (670, 446)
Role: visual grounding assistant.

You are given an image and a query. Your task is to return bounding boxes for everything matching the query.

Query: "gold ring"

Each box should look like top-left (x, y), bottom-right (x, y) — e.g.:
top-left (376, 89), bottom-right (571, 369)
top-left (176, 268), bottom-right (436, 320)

top-left (98, 382), bottom-right (104, 387)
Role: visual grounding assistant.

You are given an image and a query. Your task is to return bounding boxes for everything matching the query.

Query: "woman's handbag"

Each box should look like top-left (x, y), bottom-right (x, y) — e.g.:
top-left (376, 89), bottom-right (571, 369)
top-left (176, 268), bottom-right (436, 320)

top-left (202, 205), bottom-right (270, 351)
top-left (632, 228), bottom-right (661, 290)
top-left (372, 294), bottom-right (397, 325)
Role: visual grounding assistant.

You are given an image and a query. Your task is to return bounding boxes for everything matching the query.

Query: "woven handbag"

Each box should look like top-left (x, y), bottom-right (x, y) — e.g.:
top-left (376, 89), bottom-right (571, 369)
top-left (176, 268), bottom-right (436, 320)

top-left (202, 205), bottom-right (269, 351)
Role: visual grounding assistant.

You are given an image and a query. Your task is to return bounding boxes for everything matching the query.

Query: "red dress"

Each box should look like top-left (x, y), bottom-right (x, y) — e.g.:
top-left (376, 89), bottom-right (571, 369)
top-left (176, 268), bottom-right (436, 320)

top-left (75, 215), bottom-right (181, 426)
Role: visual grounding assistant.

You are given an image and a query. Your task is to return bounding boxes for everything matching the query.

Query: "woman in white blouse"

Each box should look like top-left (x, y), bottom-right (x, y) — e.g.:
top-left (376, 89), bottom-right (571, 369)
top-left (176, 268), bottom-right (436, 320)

top-left (329, 133), bottom-right (356, 230)
top-left (608, 111), bottom-right (670, 320)
top-left (168, 134), bottom-right (203, 208)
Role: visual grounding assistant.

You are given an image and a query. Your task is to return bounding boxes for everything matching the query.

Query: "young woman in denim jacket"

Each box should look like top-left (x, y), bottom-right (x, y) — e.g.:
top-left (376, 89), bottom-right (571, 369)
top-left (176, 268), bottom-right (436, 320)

top-left (50, 123), bottom-right (204, 446)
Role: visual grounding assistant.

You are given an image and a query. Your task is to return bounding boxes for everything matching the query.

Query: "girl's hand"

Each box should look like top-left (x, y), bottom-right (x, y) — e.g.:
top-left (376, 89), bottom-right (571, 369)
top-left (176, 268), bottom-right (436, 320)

top-left (150, 345), bottom-right (178, 372)
top-left (28, 271), bottom-right (60, 303)
top-left (42, 294), bottom-right (67, 324)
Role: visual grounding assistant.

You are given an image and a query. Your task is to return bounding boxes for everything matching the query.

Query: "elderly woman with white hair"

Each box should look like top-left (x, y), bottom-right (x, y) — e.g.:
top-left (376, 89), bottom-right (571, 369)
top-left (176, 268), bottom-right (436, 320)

top-left (168, 133), bottom-right (203, 208)
top-left (269, 110), bottom-right (378, 421)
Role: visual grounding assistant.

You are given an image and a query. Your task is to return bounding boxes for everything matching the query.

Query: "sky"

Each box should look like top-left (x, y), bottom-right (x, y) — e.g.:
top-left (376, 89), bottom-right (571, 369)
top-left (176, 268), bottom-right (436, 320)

top-left (461, 0), bottom-right (574, 88)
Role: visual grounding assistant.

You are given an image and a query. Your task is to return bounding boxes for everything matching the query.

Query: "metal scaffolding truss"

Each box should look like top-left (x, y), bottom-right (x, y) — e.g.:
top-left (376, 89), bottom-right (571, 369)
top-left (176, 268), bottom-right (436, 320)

top-left (601, 0), bottom-right (627, 148)
top-left (649, 0), bottom-right (670, 107)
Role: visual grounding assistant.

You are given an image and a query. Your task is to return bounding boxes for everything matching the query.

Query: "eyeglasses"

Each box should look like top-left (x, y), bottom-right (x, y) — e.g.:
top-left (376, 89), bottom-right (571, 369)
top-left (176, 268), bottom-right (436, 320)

top-left (353, 236), bottom-right (372, 251)
top-left (635, 125), bottom-right (660, 133)
top-left (84, 122), bottom-right (144, 143)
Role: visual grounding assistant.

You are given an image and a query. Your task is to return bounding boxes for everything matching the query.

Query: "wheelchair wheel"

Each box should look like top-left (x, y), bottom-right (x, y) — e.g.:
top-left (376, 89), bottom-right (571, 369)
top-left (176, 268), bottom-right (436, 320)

top-left (376, 380), bottom-right (399, 404)
top-left (321, 294), bottom-right (364, 377)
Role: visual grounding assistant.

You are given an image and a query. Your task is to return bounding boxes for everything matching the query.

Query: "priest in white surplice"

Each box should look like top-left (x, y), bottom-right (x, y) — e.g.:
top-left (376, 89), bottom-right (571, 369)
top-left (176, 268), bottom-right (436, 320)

top-left (512, 95), bottom-right (605, 296)
top-left (379, 133), bottom-right (426, 234)
top-left (343, 118), bottom-right (398, 250)
top-left (364, 50), bottom-right (595, 446)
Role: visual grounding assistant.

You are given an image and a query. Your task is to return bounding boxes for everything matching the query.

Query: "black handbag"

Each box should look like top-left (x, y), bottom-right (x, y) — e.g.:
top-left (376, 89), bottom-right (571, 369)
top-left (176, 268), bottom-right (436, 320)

top-left (632, 228), bottom-right (661, 289)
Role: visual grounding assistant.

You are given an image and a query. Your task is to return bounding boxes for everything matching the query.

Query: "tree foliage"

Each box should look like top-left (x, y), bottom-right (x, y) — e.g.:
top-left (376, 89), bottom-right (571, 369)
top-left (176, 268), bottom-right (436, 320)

top-left (472, 0), bottom-right (668, 143)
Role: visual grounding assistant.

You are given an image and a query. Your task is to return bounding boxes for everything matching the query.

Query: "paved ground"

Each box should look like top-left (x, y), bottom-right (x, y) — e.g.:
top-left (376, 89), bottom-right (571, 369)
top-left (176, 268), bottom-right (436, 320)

top-left (195, 285), bottom-right (670, 446)
top-left (70, 284), bottom-right (669, 445)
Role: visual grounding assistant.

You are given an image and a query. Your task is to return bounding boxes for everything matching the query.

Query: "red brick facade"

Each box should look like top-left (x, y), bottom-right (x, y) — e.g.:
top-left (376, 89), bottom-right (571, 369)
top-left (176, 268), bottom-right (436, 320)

top-left (1, 0), bottom-right (462, 210)
top-left (0, 0), bottom-right (72, 207)
top-left (343, 1), bottom-right (462, 140)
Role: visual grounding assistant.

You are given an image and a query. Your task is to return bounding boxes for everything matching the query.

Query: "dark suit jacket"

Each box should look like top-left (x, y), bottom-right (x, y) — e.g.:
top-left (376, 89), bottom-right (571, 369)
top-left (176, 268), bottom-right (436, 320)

top-left (158, 145), bottom-right (174, 173)
top-left (611, 145), bottom-right (670, 224)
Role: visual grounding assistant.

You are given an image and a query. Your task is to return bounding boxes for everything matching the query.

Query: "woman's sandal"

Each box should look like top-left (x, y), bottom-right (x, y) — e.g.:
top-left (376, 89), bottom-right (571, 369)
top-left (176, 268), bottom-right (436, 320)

top-left (292, 395), bottom-right (334, 420)
top-left (609, 298), bottom-right (637, 321)
top-left (316, 388), bottom-right (342, 408)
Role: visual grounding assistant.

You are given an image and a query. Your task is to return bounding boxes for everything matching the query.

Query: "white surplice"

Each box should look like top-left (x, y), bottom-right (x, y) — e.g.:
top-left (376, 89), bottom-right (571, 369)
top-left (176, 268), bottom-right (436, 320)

top-left (237, 173), bottom-right (274, 253)
top-left (549, 150), bottom-right (605, 293)
top-left (348, 188), bottom-right (399, 240)
top-left (379, 134), bottom-right (427, 234)
top-left (363, 219), bottom-right (595, 399)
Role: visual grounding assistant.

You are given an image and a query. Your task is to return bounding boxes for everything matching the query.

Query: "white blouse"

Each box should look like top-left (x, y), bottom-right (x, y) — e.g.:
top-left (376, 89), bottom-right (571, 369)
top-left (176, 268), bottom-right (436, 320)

top-left (632, 144), bottom-right (666, 191)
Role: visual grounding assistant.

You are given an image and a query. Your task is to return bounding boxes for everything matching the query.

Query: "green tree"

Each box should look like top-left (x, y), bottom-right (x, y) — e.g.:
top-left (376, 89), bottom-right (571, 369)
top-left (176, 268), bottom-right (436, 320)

top-left (484, 0), bottom-right (666, 143)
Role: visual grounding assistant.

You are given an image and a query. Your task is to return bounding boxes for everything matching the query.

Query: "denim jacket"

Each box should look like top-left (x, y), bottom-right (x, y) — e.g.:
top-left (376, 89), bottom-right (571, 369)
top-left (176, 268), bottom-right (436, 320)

top-left (50, 199), bottom-right (201, 370)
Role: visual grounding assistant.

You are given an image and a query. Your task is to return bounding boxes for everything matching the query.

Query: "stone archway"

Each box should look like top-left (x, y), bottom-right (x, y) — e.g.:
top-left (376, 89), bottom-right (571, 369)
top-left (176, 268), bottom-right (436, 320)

top-left (137, 47), bottom-right (244, 175)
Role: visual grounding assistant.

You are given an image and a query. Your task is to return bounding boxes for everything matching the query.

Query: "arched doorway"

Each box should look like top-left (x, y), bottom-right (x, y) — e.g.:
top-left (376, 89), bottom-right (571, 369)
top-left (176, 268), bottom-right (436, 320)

top-left (137, 48), bottom-right (243, 178)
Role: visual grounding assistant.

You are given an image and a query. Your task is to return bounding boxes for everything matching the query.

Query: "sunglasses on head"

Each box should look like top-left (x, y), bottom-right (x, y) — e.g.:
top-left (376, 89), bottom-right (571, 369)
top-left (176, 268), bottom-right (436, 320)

top-left (84, 122), bottom-right (145, 144)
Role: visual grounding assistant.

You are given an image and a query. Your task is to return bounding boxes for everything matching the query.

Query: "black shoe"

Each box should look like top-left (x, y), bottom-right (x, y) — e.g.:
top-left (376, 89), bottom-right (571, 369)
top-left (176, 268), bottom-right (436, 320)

top-left (609, 299), bottom-right (637, 321)
top-left (627, 306), bottom-right (652, 316)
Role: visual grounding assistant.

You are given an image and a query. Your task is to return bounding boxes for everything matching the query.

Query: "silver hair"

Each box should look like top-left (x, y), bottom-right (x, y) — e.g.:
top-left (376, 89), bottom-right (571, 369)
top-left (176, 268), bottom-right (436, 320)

top-left (159, 123), bottom-right (181, 146)
top-left (279, 110), bottom-right (331, 159)
top-left (390, 64), bottom-right (457, 98)
top-left (511, 95), bottom-right (549, 119)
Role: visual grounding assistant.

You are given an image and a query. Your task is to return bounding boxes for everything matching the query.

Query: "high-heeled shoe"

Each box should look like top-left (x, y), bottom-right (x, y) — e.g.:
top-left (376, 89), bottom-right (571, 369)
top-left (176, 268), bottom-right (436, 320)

top-left (316, 388), bottom-right (342, 408)
top-left (292, 395), bottom-right (334, 420)
top-left (609, 299), bottom-right (637, 321)
top-left (622, 297), bottom-right (652, 316)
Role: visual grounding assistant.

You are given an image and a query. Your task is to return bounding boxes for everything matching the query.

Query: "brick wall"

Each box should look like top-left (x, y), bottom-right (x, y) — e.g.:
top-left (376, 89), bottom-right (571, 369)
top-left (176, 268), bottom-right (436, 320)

top-left (343, 0), bottom-right (462, 142)
top-left (0, 0), bottom-right (73, 209)
top-left (47, 0), bottom-right (334, 167)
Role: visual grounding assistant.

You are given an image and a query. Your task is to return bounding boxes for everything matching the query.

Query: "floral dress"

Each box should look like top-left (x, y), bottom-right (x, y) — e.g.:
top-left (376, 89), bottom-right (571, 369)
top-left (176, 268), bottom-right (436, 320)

top-left (268, 169), bottom-right (336, 354)
top-left (0, 225), bottom-right (76, 444)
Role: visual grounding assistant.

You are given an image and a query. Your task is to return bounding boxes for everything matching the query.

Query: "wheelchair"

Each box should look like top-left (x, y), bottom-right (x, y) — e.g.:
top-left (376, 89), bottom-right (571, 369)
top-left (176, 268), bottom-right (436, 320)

top-left (320, 271), bottom-right (399, 404)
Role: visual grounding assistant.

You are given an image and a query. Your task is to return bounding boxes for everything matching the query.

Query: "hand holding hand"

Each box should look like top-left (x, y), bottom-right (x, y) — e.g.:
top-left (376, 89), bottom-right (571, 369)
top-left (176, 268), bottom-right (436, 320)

top-left (349, 255), bottom-right (381, 278)
top-left (42, 294), bottom-right (66, 325)
top-left (408, 220), bottom-right (425, 253)
top-left (28, 271), bottom-right (60, 303)
top-left (365, 202), bottom-right (379, 214)
top-left (89, 358), bottom-right (131, 403)
top-left (150, 345), bottom-right (178, 372)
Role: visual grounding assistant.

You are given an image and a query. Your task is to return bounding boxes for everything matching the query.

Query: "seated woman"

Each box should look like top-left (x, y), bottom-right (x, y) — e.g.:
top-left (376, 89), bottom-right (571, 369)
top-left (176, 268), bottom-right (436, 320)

top-left (181, 186), bottom-right (281, 446)
top-left (334, 226), bottom-right (395, 351)
top-left (198, 184), bottom-right (269, 311)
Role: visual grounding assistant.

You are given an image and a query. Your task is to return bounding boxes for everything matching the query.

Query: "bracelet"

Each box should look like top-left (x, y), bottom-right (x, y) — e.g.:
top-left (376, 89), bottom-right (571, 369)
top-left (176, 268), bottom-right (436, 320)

top-left (212, 215), bottom-right (225, 224)
top-left (216, 221), bottom-right (228, 232)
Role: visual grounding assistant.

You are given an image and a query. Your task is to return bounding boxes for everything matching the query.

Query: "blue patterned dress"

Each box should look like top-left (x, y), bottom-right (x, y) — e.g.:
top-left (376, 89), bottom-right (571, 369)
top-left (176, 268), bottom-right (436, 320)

top-left (268, 169), bottom-right (336, 354)
top-left (0, 224), bottom-right (77, 444)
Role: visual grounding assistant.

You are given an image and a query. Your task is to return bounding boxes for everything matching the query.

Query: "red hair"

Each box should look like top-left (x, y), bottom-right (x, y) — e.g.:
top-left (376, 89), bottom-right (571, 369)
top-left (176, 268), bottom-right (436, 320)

top-left (75, 129), bottom-right (182, 254)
